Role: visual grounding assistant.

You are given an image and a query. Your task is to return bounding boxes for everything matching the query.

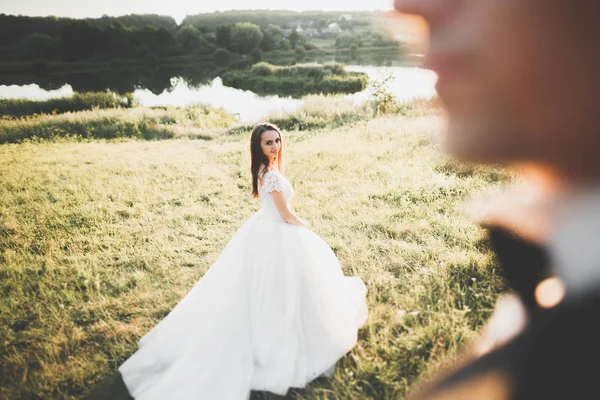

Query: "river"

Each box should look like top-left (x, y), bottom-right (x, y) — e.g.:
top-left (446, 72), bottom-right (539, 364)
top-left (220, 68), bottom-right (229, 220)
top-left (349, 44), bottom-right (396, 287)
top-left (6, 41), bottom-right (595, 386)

top-left (0, 66), bottom-right (437, 121)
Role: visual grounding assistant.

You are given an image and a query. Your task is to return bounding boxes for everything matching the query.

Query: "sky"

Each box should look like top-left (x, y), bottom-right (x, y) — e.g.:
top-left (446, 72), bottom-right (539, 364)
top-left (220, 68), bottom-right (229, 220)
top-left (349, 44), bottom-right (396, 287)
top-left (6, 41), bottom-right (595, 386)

top-left (0, 0), bottom-right (395, 24)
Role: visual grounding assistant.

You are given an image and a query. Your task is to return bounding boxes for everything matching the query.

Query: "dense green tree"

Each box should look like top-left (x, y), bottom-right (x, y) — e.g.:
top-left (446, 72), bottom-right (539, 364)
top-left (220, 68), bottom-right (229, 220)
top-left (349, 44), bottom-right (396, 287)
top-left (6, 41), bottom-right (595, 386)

top-left (133, 25), bottom-right (158, 48)
top-left (101, 14), bottom-right (177, 31)
top-left (371, 32), bottom-right (399, 48)
top-left (60, 21), bottom-right (103, 61)
top-left (178, 25), bottom-right (204, 52)
top-left (230, 23), bottom-right (263, 54)
top-left (215, 25), bottom-right (233, 49)
top-left (0, 15), bottom-right (65, 47)
top-left (181, 10), bottom-right (370, 31)
top-left (288, 29), bottom-right (300, 49)
top-left (0, 11), bottom-right (402, 64)
top-left (250, 48), bottom-right (263, 63)
top-left (132, 44), bottom-right (151, 59)
top-left (335, 33), bottom-right (363, 48)
top-left (260, 24), bottom-right (283, 52)
top-left (155, 27), bottom-right (177, 56)
top-left (20, 33), bottom-right (59, 60)
top-left (294, 45), bottom-right (306, 61)
top-left (280, 40), bottom-right (292, 51)
top-left (101, 22), bottom-right (132, 59)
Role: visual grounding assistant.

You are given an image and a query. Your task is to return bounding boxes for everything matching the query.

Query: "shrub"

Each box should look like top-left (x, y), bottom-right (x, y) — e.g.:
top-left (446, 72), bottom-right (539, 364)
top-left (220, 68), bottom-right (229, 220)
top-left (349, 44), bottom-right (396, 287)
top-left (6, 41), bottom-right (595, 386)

top-left (294, 45), bottom-right (306, 62)
top-left (324, 62), bottom-right (346, 75)
top-left (0, 92), bottom-right (135, 118)
top-left (370, 73), bottom-right (398, 116)
top-left (250, 48), bottom-right (263, 63)
top-left (250, 62), bottom-right (274, 76)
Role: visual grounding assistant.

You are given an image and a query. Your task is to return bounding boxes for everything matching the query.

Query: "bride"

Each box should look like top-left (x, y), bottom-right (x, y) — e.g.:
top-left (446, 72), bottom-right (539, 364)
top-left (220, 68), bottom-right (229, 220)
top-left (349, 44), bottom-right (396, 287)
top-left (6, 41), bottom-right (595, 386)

top-left (118, 122), bottom-right (368, 399)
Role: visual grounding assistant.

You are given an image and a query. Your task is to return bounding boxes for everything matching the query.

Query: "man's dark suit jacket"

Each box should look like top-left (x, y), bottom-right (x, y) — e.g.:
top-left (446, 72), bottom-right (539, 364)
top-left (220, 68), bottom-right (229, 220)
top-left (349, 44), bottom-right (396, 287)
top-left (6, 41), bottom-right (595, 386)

top-left (410, 226), bottom-right (600, 400)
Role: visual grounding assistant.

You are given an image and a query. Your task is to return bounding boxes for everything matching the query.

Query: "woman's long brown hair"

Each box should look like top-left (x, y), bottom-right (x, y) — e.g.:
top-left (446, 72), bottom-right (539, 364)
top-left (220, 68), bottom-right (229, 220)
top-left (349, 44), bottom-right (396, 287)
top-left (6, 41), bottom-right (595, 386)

top-left (250, 122), bottom-right (284, 197)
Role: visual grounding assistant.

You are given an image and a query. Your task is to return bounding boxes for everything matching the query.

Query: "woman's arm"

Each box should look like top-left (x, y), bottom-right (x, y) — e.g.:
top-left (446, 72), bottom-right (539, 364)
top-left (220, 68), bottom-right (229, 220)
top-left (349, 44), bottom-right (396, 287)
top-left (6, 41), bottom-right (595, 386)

top-left (290, 205), bottom-right (310, 228)
top-left (271, 190), bottom-right (309, 228)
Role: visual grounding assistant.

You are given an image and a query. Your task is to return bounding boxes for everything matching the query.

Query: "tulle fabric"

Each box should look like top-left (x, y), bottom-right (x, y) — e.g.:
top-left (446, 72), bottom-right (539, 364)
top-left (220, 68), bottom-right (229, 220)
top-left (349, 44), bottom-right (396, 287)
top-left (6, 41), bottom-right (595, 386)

top-left (119, 190), bottom-right (368, 400)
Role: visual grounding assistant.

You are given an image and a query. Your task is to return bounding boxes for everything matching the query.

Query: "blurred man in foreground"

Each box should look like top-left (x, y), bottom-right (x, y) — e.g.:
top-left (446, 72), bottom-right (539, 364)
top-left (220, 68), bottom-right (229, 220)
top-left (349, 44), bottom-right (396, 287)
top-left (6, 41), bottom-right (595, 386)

top-left (393, 0), bottom-right (600, 398)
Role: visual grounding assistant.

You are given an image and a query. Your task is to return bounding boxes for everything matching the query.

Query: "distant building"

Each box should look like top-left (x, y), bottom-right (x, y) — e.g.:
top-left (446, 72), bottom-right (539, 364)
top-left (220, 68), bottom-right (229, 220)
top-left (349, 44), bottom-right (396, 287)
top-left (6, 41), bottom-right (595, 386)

top-left (283, 25), bottom-right (305, 37)
top-left (323, 23), bottom-right (342, 35)
top-left (339, 14), bottom-right (353, 21)
top-left (283, 25), bottom-right (318, 37)
top-left (301, 28), bottom-right (318, 37)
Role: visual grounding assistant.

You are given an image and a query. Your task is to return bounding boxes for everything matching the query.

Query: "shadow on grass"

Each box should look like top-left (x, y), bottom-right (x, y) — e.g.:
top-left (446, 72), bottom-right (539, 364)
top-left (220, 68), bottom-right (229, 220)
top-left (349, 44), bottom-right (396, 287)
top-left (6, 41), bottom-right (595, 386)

top-left (86, 372), bottom-right (329, 400)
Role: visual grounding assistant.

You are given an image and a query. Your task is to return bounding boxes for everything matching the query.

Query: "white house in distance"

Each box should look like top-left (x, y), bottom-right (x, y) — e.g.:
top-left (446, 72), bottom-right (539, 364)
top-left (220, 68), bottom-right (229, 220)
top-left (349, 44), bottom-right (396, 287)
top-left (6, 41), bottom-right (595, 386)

top-left (322, 23), bottom-right (342, 35)
top-left (282, 22), bottom-right (342, 37)
top-left (300, 27), bottom-right (318, 37)
top-left (282, 25), bottom-right (318, 37)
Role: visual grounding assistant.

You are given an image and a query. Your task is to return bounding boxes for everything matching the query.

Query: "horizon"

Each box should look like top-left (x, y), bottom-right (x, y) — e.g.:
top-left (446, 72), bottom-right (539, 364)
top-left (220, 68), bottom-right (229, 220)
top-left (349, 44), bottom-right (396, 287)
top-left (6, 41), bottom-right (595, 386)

top-left (0, 0), bottom-right (395, 24)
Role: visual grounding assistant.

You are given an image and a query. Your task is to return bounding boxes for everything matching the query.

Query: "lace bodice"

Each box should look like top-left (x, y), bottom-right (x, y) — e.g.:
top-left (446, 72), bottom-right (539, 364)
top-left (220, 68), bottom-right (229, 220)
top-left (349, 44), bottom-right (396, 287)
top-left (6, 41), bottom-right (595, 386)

top-left (259, 169), bottom-right (294, 220)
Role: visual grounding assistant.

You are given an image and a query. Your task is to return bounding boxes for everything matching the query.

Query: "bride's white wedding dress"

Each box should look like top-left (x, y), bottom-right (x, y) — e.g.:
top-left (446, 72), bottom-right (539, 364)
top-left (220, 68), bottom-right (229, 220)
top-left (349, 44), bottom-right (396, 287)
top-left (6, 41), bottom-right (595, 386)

top-left (119, 168), bottom-right (368, 399)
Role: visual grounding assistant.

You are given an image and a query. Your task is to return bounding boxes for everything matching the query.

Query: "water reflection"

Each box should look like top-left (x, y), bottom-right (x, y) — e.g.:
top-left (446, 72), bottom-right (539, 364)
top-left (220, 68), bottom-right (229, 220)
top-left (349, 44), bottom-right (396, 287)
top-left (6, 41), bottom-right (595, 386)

top-left (346, 66), bottom-right (437, 102)
top-left (135, 77), bottom-right (302, 121)
top-left (0, 83), bottom-right (74, 101)
top-left (0, 65), bottom-right (437, 121)
top-left (0, 63), bottom-right (225, 94)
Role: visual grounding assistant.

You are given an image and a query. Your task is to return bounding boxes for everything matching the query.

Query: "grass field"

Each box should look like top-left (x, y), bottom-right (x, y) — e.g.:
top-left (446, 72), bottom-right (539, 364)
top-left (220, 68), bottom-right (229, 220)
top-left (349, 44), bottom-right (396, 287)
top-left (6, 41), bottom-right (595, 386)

top-left (0, 99), bottom-right (512, 399)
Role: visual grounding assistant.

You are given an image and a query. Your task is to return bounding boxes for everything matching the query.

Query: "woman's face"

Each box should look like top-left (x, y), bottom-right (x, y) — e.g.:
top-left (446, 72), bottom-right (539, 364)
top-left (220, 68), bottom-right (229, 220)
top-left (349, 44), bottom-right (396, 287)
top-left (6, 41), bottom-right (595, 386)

top-left (260, 130), bottom-right (281, 164)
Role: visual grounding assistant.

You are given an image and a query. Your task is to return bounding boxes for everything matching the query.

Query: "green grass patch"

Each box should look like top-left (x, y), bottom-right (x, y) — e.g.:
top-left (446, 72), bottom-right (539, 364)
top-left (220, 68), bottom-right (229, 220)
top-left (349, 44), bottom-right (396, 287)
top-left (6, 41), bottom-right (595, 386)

top-left (0, 95), bottom-right (439, 144)
top-left (227, 95), bottom-right (375, 134)
top-left (221, 62), bottom-right (369, 98)
top-left (0, 105), bottom-right (237, 144)
top-left (225, 96), bottom-right (439, 135)
top-left (0, 92), bottom-right (135, 118)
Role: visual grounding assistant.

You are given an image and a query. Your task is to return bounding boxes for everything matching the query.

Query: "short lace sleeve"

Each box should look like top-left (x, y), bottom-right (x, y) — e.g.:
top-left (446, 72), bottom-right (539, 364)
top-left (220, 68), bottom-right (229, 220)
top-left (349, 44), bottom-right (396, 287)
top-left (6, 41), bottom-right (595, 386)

top-left (260, 170), bottom-right (284, 194)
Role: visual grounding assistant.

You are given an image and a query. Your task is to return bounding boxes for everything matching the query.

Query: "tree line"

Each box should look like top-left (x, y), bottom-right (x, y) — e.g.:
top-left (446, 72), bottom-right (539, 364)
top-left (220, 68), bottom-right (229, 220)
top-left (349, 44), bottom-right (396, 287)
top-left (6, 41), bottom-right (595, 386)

top-left (0, 10), bottom-right (398, 65)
